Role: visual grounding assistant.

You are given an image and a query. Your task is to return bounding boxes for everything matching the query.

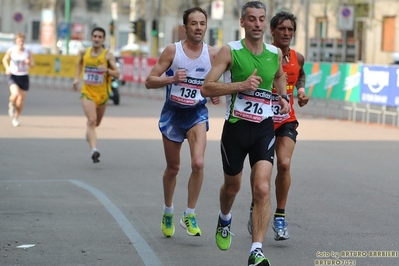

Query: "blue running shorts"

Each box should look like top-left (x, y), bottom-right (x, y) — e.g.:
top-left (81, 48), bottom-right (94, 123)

top-left (159, 104), bottom-right (209, 143)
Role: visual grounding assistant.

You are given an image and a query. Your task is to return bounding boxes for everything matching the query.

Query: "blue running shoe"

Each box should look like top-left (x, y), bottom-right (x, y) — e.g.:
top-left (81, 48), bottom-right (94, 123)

top-left (272, 217), bottom-right (290, 241)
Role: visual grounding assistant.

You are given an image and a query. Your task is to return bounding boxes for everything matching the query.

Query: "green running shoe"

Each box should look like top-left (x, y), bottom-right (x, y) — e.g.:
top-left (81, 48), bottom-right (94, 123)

top-left (180, 213), bottom-right (201, 236)
top-left (248, 248), bottom-right (271, 266)
top-left (161, 213), bottom-right (175, 237)
top-left (215, 215), bottom-right (232, 251)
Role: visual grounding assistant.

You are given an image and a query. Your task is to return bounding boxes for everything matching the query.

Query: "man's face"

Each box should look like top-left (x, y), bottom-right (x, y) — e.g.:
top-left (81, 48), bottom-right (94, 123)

top-left (15, 37), bottom-right (25, 47)
top-left (271, 19), bottom-right (295, 48)
top-left (91, 31), bottom-right (105, 48)
top-left (240, 8), bottom-right (267, 40)
top-left (185, 11), bottom-right (207, 43)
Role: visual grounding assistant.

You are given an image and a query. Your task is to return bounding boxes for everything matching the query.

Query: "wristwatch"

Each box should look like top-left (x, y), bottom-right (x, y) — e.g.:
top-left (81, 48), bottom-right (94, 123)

top-left (281, 94), bottom-right (290, 103)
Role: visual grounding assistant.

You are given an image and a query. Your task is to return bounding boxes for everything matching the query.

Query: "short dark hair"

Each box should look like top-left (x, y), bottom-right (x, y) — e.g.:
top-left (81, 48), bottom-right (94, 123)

top-left (270, 11), bottom-right (297, 32)
top-left (183, 7), bottom-right (208, 26)
top-left (241, 1), bottom-right (266, 19)
top-left (91, 27), bottom-right (106, 37)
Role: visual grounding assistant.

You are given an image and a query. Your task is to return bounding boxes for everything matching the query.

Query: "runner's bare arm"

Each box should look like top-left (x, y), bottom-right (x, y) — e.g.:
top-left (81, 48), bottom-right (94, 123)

top-left (295, 52), bottom-right (305, 90)
top-left (207, 45), bottom-right (221, 104)
top-left (27, 51), bottom-right (35, 67)
top-left (1, 50), bottom-right (11, 73)
top-left (274, 49), bottom-right (290, 114)
top-left (145, 44), bottom-right (177, 89)
top-left (73, 50), bottom-right (84, 91)
top-left (295, 51), bottom-right (309, 107)
top-left (105, 52), bottom-right (120, 79)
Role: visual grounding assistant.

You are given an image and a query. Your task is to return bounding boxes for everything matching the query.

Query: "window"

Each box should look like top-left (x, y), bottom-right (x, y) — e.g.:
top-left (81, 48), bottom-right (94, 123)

top-left (86, 0), bottom-right (103, 12)
top-left (315, 17), bottom-right (328, 38)
top-left (32, 21), bottom-right (40, 41)
top-left (382, 16), bottom-right (395, 52)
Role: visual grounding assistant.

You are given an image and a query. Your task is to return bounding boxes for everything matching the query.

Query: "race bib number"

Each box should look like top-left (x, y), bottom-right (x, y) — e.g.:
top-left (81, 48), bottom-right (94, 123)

top-left (15, 60), bottom-right (28, 73)
top-left (169, 77), bottom-right (204, 106)
top-left (84, 67), bottom-right (104, 85)
top-left (272, 93), bottom-right (290, 123)
top-left (232, 90), bottom-right (272, 123)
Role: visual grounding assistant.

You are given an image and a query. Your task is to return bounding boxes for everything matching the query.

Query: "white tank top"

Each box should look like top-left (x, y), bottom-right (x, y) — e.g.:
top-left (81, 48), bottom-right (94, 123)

top-left (164, 41), bottom-right (211, 108)
top-left (9, 46), bottom-right (30, 76)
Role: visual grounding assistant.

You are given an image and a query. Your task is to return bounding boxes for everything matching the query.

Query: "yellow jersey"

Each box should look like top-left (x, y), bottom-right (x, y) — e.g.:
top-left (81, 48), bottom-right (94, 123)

top-left (80, 47), bottom-right (111, 106)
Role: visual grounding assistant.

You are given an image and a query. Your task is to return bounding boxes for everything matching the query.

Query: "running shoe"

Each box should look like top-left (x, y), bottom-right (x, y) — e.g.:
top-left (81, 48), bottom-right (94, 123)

top-left (248, 248), bottom-right (271, 266)
top-left (161, 213), bottom-right (175, 237)
top-left (247, 204), bottom-right (253, 235)
top-left (180, 213), bottom-right (201, 236)
top-left (215, 214), bottom-right (233, 250)
top-left (272, 216), bottom-right (290, 241)
top-left (8, 102), bottom-right (15, 117)
top-left (12, 118), bottom-right (20, 127)
top-left (91, 151), bottom-right (100, 163)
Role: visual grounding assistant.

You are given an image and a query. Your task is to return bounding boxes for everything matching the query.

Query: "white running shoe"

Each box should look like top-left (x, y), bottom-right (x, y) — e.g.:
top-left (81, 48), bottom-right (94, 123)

top-left (12, 118), bottom-right (20, 127)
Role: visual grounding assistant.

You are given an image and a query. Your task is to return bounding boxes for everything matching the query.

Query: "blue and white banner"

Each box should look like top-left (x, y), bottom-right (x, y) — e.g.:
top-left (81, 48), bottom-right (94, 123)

top-left (361, 65), bottom-right (399, 106)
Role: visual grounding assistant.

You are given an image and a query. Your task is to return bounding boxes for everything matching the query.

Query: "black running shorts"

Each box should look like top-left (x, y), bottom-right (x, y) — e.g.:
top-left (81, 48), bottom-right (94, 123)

top-left (275, 121), bottom-right (299, 142)
top-left (220, 117), bottom-right (275, 176)
top-left (9, 74), bottom-right (30, 91)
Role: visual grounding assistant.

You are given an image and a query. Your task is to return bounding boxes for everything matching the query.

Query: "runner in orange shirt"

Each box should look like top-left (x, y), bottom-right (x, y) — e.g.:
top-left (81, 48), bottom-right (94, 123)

top-left (247, 11), bottom-right (309, 241)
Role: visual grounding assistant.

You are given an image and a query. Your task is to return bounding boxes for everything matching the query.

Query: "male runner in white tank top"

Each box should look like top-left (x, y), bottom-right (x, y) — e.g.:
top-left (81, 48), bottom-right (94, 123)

top-left (145, 7), bottom-right (219, 238)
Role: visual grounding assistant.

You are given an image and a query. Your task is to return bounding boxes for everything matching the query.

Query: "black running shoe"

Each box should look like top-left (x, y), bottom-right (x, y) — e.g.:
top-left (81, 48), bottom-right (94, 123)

top-left (92, 151), bottom-right (100, 163)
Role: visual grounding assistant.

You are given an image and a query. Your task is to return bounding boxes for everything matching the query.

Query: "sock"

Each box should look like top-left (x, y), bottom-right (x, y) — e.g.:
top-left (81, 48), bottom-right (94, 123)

top-left (91, 148), bottom-right (98, 155)
top-left (250, 242), bottom-right (262, 253)
top-left (185, 207), bottom-right (195, 215)
top-left (274, 208), bottom-right (285, 218)
top-left (219, 211), bottom-right (232, 222)
top-left (163, 204), bottom-right (174, 214)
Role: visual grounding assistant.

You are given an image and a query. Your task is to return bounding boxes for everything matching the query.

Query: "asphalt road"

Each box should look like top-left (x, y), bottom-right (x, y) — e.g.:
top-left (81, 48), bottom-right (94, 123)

top-left (1, 82), bottom-right (398, 266)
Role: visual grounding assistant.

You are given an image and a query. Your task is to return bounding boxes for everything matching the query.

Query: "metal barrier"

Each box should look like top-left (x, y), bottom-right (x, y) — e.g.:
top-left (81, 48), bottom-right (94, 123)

top-left (295, 98), bottom-right (399, 127)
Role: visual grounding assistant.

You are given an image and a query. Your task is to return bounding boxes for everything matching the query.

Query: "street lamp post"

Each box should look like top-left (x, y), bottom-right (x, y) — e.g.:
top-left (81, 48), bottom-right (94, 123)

top-left (110, 1), bottom-right (118, 52)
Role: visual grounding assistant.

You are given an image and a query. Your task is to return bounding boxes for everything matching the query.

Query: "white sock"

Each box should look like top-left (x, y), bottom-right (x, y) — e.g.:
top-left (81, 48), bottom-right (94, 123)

top-left (163, 204), bottom-right (174, 214)
top-left (185, 207), bottom-right (195, 215)
top-left (91, 148), bottom-right (98, 155)
top-left (250, 242), bottom-right (262, 253)
top-left (219, 211), bottom-right (232, 222)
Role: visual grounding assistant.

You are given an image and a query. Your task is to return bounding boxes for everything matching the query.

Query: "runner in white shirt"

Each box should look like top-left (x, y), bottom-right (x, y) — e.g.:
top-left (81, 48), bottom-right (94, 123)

top-left (2, 32), bottom-right (35, 127)
top-left (145, 7), bottom-right (219, 238)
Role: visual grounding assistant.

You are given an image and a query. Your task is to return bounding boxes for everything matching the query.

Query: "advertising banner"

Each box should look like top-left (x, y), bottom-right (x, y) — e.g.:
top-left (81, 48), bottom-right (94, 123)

top-left (0, 53), bottom-right (79, 78)
top-left (360, 65), bottom-right (399, 106)
top-left (121, 56), bottom-right (157, 83)
top-left (30, 54), bottom-right (79, 78)
top-left (304, 62), bottom-right (361, 102)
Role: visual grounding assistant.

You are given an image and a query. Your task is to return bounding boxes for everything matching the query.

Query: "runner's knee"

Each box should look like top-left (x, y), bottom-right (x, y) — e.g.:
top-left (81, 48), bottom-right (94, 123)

top-left (277, 157), bottom-right (291, 173)
top-left (86, 119), bottom-right (97, 127)
top-left (191, 157), bottom-right (204, 172)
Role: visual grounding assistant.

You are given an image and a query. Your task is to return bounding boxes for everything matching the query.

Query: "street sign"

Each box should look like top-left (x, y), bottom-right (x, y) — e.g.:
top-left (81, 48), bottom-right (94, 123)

top-left (211, 0), bottom-right (224, 20)
top-left (337, 5), bottom-right (355, 31)
top-left (13, 13), bottom-right (23, 23)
